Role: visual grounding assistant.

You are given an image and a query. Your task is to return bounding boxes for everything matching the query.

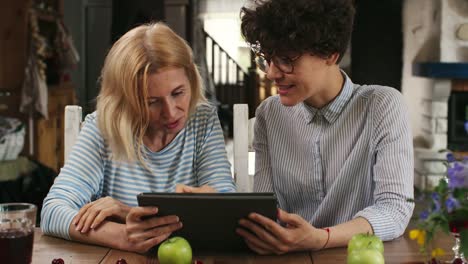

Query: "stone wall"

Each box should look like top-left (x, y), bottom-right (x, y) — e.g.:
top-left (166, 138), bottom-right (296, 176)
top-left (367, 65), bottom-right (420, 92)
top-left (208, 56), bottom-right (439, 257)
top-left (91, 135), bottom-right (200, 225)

top-left (441, 0), bottom-right (468, 61)
top-left (402, 0), bottom-right (439, 138)
top-left (403, 0), bottom-right (468, 190)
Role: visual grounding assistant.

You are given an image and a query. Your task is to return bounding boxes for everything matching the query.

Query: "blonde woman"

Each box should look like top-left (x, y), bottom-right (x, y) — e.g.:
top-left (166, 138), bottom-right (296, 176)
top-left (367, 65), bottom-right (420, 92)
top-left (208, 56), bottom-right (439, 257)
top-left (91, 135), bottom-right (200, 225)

top-left (41, 22), bottom-right (236, 253)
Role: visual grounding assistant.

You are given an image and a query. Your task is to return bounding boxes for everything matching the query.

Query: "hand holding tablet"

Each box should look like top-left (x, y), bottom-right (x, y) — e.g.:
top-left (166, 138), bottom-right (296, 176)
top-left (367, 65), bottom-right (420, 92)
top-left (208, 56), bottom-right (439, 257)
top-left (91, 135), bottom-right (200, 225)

top-left (137, 193), bottom-right (277, 252)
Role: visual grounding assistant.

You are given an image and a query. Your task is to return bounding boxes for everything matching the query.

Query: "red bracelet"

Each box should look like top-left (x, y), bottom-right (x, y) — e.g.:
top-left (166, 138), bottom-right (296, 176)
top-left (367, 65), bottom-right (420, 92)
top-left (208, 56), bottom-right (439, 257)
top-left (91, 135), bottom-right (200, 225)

top-left (321, 228), bottom-right (330, 250)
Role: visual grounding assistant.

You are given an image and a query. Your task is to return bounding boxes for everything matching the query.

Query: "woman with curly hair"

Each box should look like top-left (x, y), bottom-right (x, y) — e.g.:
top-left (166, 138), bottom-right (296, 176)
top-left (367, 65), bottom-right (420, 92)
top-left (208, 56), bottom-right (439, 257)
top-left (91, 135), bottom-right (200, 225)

top-left (237, 0), bottom-right (414, 254)
top-left (41, 22), bottom-right (235, 253)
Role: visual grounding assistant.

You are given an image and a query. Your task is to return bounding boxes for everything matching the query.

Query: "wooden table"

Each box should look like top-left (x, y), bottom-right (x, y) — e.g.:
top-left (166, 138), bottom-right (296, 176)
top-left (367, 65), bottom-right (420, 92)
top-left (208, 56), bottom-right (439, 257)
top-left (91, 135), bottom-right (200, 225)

top-left (32, 228), bottom-right (454, 264)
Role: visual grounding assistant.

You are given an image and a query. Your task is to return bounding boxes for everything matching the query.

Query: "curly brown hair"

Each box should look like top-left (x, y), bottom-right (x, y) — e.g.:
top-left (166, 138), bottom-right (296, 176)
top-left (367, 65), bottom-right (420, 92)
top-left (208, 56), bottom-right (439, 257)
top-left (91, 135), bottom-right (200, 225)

top-left (240, 0), bottom-right (355, 64)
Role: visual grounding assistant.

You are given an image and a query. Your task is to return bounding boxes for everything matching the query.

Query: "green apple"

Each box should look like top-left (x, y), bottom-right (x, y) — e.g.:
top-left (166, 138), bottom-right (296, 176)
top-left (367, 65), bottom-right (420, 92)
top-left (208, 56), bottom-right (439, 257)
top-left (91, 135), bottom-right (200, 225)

top-left (347, 233), bottom-right (384, 254)
top-left (157, 236), bottom-right (192, 264)
top-left (347, 248), bottom-right (385, 264)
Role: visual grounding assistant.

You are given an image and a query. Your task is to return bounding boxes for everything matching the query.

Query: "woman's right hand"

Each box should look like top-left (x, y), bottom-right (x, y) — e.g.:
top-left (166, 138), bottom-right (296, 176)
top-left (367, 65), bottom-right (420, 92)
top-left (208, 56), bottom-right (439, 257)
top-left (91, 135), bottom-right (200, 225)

top-left (175, 184), bottom-right (217, 193)
top-left (73, 196), bottom-right (131, 233)
top-left (120, 206), bottom-right (183, 253)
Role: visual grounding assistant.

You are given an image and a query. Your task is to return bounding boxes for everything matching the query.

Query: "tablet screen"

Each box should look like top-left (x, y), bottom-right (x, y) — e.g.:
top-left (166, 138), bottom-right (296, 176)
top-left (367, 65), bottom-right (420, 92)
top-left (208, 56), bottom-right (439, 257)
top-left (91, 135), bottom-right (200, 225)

top-left (137, 192), bottom-right (278, 252)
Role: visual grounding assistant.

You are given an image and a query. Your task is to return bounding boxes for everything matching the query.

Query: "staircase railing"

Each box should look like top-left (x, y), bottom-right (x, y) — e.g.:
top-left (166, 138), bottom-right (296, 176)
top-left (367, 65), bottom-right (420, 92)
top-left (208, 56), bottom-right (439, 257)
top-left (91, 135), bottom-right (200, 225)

top-left (203, 30), bottom-right (246, 102)
top-left (203, 29), bottom-right (258, 135)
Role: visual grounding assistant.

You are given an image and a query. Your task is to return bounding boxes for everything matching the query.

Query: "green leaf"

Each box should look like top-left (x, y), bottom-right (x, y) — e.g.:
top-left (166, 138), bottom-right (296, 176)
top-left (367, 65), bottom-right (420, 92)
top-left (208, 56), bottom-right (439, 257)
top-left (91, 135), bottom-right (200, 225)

top-left (439, 222), bottom-right (450, 234)
top-left (426, 230), bottom-right (435, 246)
top-left (460, 229), bottom-right (468, 257)
top-left (453, 188), bottom-right (468, 201)
top-left (435, 178), bottom-right (448, 193)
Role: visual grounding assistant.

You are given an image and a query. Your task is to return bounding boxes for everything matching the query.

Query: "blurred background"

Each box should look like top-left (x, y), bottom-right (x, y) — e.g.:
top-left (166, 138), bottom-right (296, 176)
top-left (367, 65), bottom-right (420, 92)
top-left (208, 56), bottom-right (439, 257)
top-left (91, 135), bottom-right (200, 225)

top-left (1, 0), bottom-right (467, 220)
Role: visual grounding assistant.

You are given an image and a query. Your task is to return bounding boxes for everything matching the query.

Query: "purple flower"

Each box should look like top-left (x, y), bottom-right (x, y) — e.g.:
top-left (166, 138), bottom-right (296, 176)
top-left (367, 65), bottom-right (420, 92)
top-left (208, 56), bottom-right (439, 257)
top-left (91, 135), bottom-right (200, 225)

top-left (433, 200), bottom-right (441, 212)
top-left (464, 121), bottom-right (468, 134)
top-left (449, 173), bottom-right (466, 189)
top-left (419, 210), bottom-right (429, 220)
top-left (446, 195), bottom-right (461, 213)
top-left (463, 156), bottom-right (468, 164)
top-left (447, 153), bottom-right (456, 163)
top-left (430, 192), bottom-right (442, 212)
top-left (447, 163), bottom-right (468, 189)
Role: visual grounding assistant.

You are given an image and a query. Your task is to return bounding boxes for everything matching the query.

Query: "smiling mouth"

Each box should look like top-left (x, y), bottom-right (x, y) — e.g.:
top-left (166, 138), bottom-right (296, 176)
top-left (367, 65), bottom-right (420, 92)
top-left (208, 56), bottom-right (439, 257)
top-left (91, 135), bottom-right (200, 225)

top-left (277, 84), bottom-right (294, 95)
top-left (166, 119), bottom-right (180, 129)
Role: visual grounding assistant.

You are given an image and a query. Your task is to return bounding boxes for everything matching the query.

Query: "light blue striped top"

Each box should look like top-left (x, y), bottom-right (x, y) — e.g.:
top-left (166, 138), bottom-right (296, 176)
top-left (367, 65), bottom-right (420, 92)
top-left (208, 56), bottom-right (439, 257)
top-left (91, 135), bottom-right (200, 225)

top-left (253, 73), bottom-right (414, 241)
top-left (41, 104), bottom-right (236, 240)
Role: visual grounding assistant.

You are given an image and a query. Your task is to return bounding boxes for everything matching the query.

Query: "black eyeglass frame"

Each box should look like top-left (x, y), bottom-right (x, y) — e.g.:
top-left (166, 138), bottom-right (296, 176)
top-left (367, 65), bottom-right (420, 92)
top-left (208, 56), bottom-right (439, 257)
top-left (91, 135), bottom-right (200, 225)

top-left (254, 52), bottom-right (302, 74)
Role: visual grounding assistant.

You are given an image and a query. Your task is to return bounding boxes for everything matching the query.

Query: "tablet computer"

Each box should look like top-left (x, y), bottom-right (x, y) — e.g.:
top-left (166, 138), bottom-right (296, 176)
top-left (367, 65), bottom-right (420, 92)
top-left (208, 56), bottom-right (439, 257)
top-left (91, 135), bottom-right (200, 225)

top-left (137, 192), bottom-right (277, 252)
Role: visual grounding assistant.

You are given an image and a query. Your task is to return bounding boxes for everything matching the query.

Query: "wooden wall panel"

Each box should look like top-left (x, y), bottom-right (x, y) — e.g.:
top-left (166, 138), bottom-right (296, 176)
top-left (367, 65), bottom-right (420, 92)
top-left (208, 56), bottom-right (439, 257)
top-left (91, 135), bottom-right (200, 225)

top-left (0, 0), bottom-right (78, 172)
top-left (36, 83), bottom-right (76, 172)
top-left (0, 0), bottom-right (29, 91)
top-left (0, 0), bottom-right (30, 156)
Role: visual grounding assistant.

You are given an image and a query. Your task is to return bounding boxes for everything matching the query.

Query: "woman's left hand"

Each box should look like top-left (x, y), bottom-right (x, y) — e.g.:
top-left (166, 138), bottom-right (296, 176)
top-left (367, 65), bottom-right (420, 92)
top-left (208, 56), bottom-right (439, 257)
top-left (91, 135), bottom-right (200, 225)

top-left (175, 184), bottom-right (217, 193)
top-left (236, 208), bottom-right (327, 255)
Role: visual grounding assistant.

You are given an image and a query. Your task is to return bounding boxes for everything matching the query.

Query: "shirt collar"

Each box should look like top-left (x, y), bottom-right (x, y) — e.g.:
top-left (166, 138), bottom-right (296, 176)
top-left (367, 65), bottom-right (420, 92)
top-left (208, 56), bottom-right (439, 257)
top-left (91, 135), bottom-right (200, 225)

top-left (300, 71), bottom-right (354, 124)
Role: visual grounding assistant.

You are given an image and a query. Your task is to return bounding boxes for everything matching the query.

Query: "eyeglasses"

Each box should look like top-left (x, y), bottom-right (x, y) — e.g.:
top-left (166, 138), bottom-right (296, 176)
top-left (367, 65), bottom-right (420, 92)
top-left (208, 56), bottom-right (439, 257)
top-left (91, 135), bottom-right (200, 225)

top-left (254, 54), bottom-right (301, 74)
top-left (249, 41), bottom-right (301, 74)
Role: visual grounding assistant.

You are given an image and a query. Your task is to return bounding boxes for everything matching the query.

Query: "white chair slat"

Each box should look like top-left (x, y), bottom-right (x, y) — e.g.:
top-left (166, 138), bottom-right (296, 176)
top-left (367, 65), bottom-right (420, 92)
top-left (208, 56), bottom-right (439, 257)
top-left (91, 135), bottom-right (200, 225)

top-left (64, 105), bottom-right (82, 162)
top-left (233, 104), bottom-right (255, 192)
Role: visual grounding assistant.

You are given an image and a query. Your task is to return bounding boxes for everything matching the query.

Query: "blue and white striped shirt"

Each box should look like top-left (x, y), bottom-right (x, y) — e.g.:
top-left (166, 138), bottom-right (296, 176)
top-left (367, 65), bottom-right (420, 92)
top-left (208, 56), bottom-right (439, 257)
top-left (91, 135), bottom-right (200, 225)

top-left (253, 74), bottom-right (414, 241)
top-left (41, 104), bottom-right (236, 240)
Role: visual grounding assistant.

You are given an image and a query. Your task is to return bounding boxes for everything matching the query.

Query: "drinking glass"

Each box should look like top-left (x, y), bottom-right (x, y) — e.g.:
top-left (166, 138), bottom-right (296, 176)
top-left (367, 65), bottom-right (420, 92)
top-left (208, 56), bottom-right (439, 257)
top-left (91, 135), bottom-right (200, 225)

top-left (0, 203), bottom-right (37, 264)
top-left (448, 219), bottom-right (468, 264)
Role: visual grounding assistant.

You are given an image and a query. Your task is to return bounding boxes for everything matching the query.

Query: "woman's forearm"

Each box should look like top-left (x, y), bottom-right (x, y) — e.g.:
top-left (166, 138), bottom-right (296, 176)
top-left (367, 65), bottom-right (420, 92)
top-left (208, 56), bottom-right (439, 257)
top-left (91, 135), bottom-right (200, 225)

top-left (69, 220), bottom-right (127, 250)
top-left (323, 217), bottom-right (373, 249)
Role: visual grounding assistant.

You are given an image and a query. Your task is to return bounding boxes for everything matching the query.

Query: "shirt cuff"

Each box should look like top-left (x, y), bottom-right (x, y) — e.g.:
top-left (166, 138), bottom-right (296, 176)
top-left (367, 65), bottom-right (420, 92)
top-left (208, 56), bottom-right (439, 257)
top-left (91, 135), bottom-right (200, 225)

top-left (41, 205), bottom-right (78, 241)
top-left (354, 208), bottom-right (398, 241)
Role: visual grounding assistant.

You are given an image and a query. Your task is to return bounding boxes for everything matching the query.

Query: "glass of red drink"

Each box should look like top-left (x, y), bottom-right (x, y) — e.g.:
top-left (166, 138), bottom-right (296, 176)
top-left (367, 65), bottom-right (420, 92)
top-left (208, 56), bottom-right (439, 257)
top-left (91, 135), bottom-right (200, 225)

top-left (448, 218), bottom-right (468, 264)
top-left (0, 203), bottom-right (37, 264)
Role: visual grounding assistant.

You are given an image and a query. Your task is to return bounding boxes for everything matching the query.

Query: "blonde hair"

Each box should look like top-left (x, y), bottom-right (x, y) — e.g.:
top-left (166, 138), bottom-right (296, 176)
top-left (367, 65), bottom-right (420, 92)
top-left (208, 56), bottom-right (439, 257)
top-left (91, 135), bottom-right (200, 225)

top-left (96, 22), bottom-right (206, 166)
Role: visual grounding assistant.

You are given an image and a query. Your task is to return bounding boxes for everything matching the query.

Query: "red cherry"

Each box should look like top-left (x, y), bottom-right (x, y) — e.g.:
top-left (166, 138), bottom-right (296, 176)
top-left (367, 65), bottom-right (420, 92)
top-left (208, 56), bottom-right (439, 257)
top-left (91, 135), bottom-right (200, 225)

top-left (52, 258), bottom-right (64, 264)
top-left (452, 258), bottom-right (464, 264)
top-left (116, 259), bottom-right (127, 264)
top-left (425, 258), bottom-right (442, 264)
